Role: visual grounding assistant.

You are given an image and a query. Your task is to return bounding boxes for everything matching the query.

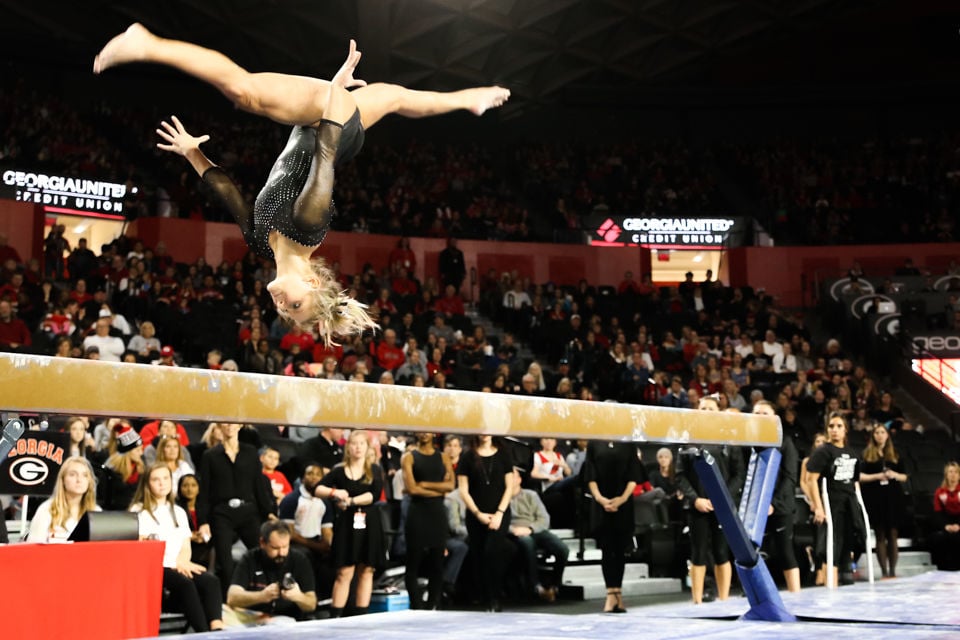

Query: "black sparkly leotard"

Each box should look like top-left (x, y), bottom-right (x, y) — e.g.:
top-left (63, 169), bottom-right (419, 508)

top-left (201, 108), bottom-right (365, 260)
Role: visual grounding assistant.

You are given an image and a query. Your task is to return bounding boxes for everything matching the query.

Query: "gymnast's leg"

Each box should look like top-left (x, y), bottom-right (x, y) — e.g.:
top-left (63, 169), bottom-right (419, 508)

top-left (351, 83), bottom-right (511, 129)
top-left (94, 23), bottom-right (336, 126)
top-left (292, 84), bottom-right (353, 227)
top-left (95, 24), bottom-right (510, 130)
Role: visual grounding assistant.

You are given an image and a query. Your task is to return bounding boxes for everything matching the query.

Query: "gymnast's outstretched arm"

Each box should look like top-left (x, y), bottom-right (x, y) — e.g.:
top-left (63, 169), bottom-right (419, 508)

top-left (156, 116), bottom-right (253, 237)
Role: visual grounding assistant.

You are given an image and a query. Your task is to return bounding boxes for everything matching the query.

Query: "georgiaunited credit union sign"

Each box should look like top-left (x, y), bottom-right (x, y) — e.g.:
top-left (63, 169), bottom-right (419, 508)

top-left (1, 169), bottom-right (128, 215)
top-left (588, 215), bottom-right (745, 249)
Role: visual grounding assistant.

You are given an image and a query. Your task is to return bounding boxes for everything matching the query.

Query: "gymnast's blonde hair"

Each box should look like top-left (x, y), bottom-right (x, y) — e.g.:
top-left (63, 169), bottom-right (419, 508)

top-left (275, 256), bottom-right (379, 347)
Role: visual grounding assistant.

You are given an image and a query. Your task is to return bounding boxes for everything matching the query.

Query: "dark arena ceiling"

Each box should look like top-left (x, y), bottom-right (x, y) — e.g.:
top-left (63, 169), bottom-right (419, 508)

top-left (1, 0), bottom-right (960, 117)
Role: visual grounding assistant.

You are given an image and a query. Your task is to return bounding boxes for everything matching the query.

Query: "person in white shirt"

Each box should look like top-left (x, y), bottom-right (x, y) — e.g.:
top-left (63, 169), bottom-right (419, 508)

top-left (501, 280), bottom-right (532, 337)
top-left (104, 306), bottom-right (133, 337)
top-left (761, 330), bottom-right (784, 358)
top-left (735, 334), bottom-right (754, 359)
top-left (131, 463), bottom-right (223, 631)
top-left (531, 438), bottom-right (573, 494)
top-left (81, 317), bottom-right (126, 362)
top-left (27, 457), bottom-right (101, 543)
top-left (772, 343), bottom-right (798, 374)
top-left (278, 463), bottom-right (335, 582)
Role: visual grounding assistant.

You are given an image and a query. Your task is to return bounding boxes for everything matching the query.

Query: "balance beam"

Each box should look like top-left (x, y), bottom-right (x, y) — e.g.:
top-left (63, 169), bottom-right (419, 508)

top-left (0, 354), bottom-right (780, 446)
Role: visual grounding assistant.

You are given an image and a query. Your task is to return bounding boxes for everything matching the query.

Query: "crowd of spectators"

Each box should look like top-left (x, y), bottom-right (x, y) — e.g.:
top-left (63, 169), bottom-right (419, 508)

top-left (723, 135), bottom-right (960, 246)
top-left (6, 70), bottom-right (960, 246)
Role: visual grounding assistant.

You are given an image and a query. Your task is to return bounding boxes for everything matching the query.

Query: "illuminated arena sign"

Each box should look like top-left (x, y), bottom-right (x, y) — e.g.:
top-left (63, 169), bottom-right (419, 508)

top-left (1, 170), bottom-right (128, 216)
top-left (589, 215), bottom-right (743, 249)
top-left (912, 358), bottom-right (960, 406)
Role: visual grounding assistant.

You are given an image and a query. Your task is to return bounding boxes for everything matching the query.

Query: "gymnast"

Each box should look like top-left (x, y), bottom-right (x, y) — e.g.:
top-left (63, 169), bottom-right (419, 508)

top-left (94, 24), bottom-right (509, 344)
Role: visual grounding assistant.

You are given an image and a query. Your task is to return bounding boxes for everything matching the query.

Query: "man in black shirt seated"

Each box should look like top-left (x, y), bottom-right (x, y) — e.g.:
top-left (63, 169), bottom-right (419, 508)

top-left (227, 521), bottom-right (317, 622)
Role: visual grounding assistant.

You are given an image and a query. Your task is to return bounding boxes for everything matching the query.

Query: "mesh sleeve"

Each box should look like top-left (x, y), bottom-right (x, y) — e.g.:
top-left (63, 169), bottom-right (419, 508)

top-left (202, 167), bottom-right (253, 237)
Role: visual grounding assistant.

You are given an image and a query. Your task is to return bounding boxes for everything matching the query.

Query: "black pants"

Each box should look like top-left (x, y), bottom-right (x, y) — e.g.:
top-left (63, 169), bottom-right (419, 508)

top-left (827, 496), bottom-right (857, 568)
top-left (763, 512), bottom-right (798, 571)
top-left (597, 526), bottom-right (630, 589)
top-left (690, 511), bottom-right (730, 566)
top-left (405, 544), bottom-right (445, 609)
top-left (294, 543), bottom-right (335, 600)
top-left (210, 503), bottom-right (260, 589)
top-left (930, 529), bottom-right (960, 571)
top-left (163, 568), bottom-right (222, 632)
top-left (466, 514), bottom-right (510, 603)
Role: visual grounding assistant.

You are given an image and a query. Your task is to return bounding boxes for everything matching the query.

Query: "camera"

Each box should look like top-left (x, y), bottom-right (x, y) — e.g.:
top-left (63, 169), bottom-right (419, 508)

top-left (281, 572), bottom-right (296, 590)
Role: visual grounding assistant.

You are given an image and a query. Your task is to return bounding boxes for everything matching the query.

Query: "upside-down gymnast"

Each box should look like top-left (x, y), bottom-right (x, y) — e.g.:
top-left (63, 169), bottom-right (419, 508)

top-left (94, 24), bottom-right (509, 344)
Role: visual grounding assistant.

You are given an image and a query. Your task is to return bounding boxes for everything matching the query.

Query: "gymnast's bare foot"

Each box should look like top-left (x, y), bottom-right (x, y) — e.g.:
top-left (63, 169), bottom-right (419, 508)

top-left (93, 23), bottom-right (155, 74)
top-left (468, 87), bottom-right (511, 116)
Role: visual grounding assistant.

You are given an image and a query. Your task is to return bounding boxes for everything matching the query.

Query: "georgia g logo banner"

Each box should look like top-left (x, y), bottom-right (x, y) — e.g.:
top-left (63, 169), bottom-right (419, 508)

top-left (0, 431), bottom-right (70, 496)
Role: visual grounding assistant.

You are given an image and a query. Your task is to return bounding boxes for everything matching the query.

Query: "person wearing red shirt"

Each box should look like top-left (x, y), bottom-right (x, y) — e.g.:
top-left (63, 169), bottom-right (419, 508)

top-left (140, 419), bottom-right (191, 448)
top-left (261, 446), bottom-right (293, 503)
top-left (152, 241), bottom-right (175, 274)
top-left (617, 270), bottom-right (642, 295)
top-left (0, 233), bottom-right (22, 266)
top-left (69, 278), bottom-right (94, 306)
top-left (388, 237), bottom-right (416, 275)
top-left (433, 284), bottom-right (465, 318)
top-left (313, 341), bottom-right (344, 365)
top-left (106, 254), bottom-right (129, 288)
top-left (280, 325), bottom-right (316, 353)
top-left (376, 328), bottom-right (405, 371)
top-left (0, 300), bottom-right (31, 351)
top-left (155, 266), bottom-right (180, 301)
top-left (391, 270), bottom-right (419, 298)
top-left (931, 461), bottom-right (960, 570)
top-left (372, 288), bottom-right (398, 317)
top-left (636, 273), bottom-right (657, 296)
top-left (425, 346), bottom-right (452, 383)
top-left (682, 332), bottom-right (701, 365)
top-left (0, 272), bottom-right (26, 304)
top-left (41, 308), bottom-right (76, 337)
top-left (197, 275), bottom-right (225, 301)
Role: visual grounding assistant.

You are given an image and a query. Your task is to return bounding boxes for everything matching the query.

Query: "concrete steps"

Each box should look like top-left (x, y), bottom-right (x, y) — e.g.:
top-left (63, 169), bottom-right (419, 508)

top-left (560, 564), bottom-right (683, 600)
top-left (862, 550), bottom-right (933, 580)
top-left (549, 528), bottom-right (683, 601)
top-left (551, 528), bottom-right (601, 562)
top-left (465, 308), bottom-right (536, 363)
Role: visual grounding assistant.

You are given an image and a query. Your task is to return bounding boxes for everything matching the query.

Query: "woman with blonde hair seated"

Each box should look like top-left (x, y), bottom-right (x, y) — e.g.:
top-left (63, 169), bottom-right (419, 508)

top-left (27, 457), bottom-right (101, 543)
top-left (127, 320), bottom-right (161, 361)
